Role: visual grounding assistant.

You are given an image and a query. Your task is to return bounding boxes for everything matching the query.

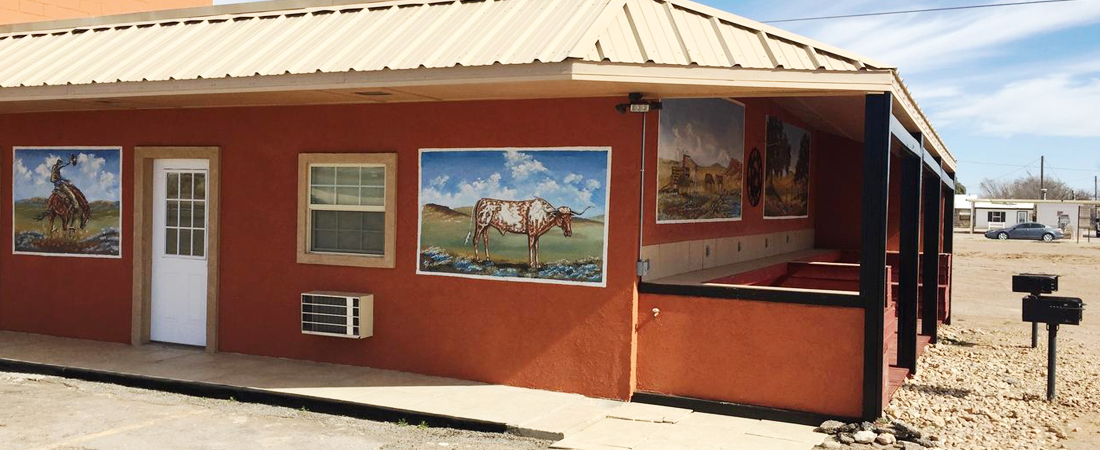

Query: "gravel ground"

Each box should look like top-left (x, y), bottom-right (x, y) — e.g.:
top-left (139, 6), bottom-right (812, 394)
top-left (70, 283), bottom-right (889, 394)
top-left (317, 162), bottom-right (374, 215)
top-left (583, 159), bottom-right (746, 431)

top-left (883, 233), bottom-right (1100, 450)
top-left (886, 325), bottom-right (1100, 450)
top-left (0, 371), bottom-right (550, 450)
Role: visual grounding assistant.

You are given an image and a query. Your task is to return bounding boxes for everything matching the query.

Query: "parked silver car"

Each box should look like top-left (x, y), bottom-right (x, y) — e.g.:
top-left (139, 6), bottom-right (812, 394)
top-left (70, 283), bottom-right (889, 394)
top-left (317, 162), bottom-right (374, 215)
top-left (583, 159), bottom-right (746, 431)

top-left (985, 222), bottom-right (1064, 242)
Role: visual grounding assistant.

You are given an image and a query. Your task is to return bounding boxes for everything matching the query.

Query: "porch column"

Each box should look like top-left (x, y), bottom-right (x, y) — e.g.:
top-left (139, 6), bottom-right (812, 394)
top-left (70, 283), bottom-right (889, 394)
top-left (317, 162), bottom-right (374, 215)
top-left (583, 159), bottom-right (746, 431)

top-left (897, 143), bottom-right (922, 374)
top-left (921, 168), bottom-right (943, 343)
top-left (942, 177), bottom-right (955, 325)
top-left (861, 92), bottom-right (892, 420)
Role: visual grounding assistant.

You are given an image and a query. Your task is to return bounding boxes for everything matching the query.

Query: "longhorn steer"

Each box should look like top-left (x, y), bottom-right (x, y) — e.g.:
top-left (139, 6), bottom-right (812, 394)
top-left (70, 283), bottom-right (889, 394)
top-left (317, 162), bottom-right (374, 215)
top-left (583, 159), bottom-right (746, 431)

top-left (465, 197), bottom-right (590, 269)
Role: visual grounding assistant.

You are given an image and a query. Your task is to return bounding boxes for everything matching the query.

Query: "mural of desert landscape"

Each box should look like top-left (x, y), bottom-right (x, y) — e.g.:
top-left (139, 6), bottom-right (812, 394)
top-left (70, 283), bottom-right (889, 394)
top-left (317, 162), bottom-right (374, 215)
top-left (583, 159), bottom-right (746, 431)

top-left (764, 116), bottom-right (811, 218)
top-left (417, 148), bottom-right (610, 286)
top-left (656, 98), bottom-right (745, 223)
top-left (12, 147), bottom-right (122, 257)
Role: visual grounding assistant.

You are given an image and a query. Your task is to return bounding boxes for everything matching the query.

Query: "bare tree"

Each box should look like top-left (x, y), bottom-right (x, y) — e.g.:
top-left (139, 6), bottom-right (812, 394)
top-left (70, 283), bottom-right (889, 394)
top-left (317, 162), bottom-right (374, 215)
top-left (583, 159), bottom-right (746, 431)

top-left (978, 175), bottom-right (1091, 200)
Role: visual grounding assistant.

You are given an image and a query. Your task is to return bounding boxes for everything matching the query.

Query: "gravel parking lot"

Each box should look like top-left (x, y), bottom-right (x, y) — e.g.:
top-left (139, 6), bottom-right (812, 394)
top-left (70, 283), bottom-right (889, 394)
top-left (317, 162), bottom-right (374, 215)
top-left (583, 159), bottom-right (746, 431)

top-left (885, 233), bottom-right (1100, 450)
top-left (0, 371), bottom-right (550, 450)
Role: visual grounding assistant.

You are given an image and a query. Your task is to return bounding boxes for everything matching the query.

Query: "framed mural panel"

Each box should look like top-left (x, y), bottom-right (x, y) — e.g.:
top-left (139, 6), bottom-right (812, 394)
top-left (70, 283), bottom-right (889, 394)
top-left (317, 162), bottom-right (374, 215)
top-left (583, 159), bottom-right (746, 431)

top-left (764, 116), bottom-right (811, 219)
top-left (417, 147), bottom-right (610, 287)
top-left (13, 146), bottom-right (123, 258)
top-left (656, 98), bottom-right (745, 223)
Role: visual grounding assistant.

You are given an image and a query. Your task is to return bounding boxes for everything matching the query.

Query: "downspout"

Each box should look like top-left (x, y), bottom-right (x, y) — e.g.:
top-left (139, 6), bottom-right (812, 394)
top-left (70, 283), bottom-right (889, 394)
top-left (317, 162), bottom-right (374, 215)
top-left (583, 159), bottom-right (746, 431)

top-left (637, 110), bottom-right (649, 278)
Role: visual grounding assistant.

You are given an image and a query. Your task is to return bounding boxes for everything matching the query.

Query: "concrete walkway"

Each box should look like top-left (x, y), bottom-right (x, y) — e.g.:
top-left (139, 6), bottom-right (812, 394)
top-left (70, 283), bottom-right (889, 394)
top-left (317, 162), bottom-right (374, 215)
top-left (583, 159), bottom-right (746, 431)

top-left (0, 331), bottom-right (823, 449)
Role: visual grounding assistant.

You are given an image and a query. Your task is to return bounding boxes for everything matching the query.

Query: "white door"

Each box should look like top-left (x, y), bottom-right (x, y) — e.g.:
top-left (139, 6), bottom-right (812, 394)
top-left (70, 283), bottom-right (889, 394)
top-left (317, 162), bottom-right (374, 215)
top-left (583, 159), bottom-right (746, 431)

top-left (1017, 211), bottom-right (1029, 224)
top-left (151, 159), bottom-right (209, 346)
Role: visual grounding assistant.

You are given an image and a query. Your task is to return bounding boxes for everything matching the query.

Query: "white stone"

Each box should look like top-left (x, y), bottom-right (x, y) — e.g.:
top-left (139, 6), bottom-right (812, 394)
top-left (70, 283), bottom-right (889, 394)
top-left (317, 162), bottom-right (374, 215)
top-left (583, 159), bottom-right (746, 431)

top-left (852, 430), bottom-right (875, 444)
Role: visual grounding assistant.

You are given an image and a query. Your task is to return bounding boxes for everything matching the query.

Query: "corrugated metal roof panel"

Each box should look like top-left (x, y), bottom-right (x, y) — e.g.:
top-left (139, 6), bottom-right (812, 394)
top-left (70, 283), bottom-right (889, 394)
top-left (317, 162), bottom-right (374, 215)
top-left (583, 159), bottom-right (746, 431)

top-left (0, 0), bottom-right (890, 89)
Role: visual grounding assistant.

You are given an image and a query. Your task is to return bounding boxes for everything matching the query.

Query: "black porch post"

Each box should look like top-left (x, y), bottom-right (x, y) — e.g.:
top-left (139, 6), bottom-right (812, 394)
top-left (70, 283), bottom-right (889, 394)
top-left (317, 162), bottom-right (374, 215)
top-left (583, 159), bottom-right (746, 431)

top-left (861, 93), bottom-right (891, 420)
top-left (921, 168), bottom-right (943, 343)
top-left (942, 176), bottom-right (955, 325)
top-left (942, 176), bottom-right (955, 253)
top-left (897, 146), bottom-right (922, 374)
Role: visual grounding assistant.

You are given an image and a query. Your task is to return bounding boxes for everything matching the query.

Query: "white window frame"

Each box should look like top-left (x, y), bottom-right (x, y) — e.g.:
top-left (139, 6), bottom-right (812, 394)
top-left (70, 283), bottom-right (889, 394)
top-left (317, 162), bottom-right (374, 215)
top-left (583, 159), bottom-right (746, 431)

top-left (297, 153), bottom-right (397, 268)
top-left (988, 211), bottom-right (1005, 223)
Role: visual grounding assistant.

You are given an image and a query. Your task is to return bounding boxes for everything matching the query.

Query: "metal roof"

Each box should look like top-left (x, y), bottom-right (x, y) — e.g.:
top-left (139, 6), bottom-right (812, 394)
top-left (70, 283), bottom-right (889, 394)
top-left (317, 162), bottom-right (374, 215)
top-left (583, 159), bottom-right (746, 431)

top-left (0, 0), bottom-right (888, 88)
top-left (0, 0), bottom-right (953, 167)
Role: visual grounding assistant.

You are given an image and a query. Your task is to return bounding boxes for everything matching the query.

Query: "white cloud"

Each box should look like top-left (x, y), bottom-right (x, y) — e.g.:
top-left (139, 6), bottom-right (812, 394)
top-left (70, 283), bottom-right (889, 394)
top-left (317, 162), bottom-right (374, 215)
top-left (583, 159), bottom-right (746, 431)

top-left (429, 175), bottom-right (450, 188)
top-left (503, 150), bottom-right (548, 181)
top-left (666, 122), bottom-right (732, 168)
top-left (936, 72), bottom-right (1100, 137)
top-left (563, 173), bottom-right (583, 184)
top-left (14, 158), bottom-right (30, 179)
top-left (585, 179), bottom-right (601, 190)
top-left (33, 154), bottom-right (60, 186)
top-left (421, 172), bottom-right (518, 207)
top-left (535, 178), bottom-right (560, 196)
top-left (791, 1), bottom-right (1100, 74)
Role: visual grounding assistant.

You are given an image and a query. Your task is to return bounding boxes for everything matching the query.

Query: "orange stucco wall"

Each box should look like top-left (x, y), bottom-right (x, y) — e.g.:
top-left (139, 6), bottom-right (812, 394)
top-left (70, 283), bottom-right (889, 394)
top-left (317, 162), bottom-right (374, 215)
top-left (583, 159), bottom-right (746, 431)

top-left (0, 0), bottom-right (208, 25)
top-left (636, 293), bottom-right (865, 418)
top-left (0, 98), bottom-right (642, 400)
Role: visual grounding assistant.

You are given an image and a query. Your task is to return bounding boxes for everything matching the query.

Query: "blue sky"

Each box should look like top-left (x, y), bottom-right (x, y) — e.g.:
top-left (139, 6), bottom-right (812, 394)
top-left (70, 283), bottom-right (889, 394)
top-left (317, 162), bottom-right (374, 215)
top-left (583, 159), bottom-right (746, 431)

top-left (420, 149), bottom-right (610, 217)
top-left (716, 0), bottom-right (1100, 195)
top-left (13, 148), bottom-right (122, 202)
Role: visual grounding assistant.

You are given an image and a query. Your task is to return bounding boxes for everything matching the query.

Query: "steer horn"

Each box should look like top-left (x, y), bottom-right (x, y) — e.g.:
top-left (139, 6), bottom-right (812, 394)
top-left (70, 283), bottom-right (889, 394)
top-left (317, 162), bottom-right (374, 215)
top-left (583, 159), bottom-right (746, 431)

top-left (567, 206), bottom-right (593, 216)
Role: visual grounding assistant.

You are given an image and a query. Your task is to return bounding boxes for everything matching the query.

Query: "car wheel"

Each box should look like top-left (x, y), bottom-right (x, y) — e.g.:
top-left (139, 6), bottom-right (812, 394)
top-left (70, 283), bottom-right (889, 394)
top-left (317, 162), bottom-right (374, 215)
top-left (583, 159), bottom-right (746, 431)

top-left (998, 232), bottom-right (1009, 240)
top-left (1042, 233), bottom-right (1054, 242)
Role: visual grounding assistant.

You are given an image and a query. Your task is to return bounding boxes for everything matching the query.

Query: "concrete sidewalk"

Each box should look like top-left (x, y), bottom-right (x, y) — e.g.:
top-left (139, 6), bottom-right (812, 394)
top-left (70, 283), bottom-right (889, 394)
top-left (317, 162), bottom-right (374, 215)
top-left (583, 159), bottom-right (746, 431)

top-left (0, 331), bottom-right (823, 450)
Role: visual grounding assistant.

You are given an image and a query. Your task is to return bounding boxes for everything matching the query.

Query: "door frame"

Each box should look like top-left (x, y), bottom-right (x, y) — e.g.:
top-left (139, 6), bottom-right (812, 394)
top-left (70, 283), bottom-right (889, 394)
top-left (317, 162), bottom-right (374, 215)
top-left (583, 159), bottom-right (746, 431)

top-left (132, 147), bottom-right (220, 352)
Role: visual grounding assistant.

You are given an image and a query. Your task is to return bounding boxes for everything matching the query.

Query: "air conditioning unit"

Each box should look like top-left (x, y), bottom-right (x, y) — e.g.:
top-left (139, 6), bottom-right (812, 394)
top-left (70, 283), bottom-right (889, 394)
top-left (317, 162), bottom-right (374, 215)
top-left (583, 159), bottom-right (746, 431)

top-left (301, 291), bottom-right (373, 339)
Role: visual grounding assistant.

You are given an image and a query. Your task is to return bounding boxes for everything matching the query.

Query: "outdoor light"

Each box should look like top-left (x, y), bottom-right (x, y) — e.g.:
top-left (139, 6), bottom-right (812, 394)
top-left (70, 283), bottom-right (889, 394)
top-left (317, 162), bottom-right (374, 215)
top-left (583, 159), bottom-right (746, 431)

top-left (615, 92), bottom-right (662, 114)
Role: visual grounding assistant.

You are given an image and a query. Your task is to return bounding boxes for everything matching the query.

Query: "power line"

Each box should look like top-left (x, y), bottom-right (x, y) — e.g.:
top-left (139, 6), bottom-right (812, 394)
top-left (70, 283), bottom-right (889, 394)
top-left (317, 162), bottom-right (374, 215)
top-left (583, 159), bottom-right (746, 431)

top-left (763, 0), bottom-right (1083, 24)
top-left (959, 159), bottom-right (1098, 173)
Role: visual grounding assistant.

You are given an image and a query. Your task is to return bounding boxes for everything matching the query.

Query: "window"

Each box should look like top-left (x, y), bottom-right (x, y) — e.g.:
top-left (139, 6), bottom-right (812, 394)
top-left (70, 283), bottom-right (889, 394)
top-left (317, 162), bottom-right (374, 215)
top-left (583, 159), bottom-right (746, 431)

top-left (297, 153), bottom-right (396, 268)
top-left (165, 170), bottom-right (207, 258)
top-left (988, 211), bottom-right (1005, 222)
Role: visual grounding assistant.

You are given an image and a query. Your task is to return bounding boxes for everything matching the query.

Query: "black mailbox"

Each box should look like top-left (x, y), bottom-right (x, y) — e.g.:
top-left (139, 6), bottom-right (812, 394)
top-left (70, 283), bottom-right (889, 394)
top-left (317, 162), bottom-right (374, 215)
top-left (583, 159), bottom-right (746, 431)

top-left (1013, 273), bottom-right (1059, 295)
top-left (1023, 295), bottom-right (1084, 326)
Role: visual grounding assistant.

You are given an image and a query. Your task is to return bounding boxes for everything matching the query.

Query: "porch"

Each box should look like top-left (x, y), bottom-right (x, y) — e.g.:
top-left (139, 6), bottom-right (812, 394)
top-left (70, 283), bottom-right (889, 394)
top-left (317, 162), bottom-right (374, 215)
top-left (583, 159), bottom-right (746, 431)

top-left (634, 94), bottom-right (957, 422)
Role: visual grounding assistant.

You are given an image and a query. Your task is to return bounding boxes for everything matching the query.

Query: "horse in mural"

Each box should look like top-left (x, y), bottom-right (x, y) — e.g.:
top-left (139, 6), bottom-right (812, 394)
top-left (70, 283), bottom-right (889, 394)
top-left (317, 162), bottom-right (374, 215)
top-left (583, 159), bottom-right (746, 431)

top-left (34, 154), bottom-right (92, 235)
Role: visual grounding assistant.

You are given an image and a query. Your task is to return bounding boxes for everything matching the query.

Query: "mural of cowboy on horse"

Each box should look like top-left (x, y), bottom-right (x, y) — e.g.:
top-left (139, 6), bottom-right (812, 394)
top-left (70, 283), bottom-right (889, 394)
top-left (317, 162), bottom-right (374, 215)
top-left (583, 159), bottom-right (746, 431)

top-left (34, 154), bottom-right (92, 235)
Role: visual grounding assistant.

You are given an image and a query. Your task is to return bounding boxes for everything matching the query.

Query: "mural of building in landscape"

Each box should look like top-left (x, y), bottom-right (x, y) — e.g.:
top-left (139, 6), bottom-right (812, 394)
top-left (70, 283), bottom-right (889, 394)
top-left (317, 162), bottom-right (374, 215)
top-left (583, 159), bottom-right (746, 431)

top-left (764, 116), bottom-right (811, 218)
top-left (656, 98), bottom-right (745, 223)
top-left (417, 148), bottom-right (610, 286)
top-left (12, 147), bottom-right (122, 257)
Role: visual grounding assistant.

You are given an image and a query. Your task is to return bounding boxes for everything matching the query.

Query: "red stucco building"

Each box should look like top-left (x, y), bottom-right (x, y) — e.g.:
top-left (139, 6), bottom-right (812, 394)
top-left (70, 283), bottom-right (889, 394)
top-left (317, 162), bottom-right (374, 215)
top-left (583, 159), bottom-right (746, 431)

top-left (0, 0), bottom-right (956, 422)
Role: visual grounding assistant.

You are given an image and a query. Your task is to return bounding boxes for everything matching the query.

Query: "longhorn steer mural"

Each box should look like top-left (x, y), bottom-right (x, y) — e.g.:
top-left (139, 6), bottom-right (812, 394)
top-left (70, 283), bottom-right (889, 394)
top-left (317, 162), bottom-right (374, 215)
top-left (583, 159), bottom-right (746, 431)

top-left (417, 148), bottom-right (610, 286)
top-left (465, 197), bottom-right (591, 269)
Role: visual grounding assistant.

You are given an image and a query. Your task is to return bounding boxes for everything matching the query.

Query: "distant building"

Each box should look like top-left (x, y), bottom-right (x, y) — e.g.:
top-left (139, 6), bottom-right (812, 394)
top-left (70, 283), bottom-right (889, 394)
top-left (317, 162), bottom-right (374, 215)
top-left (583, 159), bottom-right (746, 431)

top-left (957, 195), bottom-right (1034, 231)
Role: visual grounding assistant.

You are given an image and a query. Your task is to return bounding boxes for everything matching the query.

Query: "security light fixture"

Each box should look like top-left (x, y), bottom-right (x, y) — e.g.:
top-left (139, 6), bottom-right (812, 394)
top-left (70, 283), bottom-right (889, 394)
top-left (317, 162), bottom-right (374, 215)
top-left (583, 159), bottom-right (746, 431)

top-left (616, 92), bottom-right (661, 114)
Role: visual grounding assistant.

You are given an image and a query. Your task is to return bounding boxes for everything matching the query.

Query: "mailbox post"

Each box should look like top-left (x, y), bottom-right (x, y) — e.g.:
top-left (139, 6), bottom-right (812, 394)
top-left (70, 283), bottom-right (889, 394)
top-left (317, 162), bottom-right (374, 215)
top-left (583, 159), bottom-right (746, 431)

top-left (1014, 274), bottom-right (1085, 401)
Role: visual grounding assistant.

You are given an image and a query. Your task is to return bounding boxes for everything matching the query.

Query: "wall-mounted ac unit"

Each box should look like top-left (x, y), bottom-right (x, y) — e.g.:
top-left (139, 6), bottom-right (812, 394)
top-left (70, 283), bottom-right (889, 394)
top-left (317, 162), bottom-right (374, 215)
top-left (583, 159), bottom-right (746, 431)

top-left (301, 291), bottom-right (373, 339)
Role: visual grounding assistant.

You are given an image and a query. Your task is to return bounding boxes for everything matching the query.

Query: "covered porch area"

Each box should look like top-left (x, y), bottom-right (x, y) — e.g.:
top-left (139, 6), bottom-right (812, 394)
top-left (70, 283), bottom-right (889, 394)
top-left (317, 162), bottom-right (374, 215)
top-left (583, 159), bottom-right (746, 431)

top-left (634, 92), bottom-right (957, 422)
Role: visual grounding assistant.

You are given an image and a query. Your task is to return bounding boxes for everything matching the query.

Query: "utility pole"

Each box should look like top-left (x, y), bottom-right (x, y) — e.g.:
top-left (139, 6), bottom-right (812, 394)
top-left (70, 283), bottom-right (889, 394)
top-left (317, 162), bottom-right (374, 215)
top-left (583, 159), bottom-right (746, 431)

top-left (1040, 156), bottom-right (1047, 200)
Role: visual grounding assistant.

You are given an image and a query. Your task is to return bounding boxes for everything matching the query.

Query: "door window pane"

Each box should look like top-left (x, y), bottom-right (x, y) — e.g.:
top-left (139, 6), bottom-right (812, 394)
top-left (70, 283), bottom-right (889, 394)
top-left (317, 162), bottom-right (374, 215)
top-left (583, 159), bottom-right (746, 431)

top-left (166, 228), bottom-right (178, 255)
top-left (181, 173), bottom-right (193, 199)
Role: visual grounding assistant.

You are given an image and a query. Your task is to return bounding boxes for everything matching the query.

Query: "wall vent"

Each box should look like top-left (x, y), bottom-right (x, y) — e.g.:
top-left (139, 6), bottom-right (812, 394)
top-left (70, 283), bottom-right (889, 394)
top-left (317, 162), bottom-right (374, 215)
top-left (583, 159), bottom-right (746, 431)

top-left (301, 291), bottom-right (373, 339)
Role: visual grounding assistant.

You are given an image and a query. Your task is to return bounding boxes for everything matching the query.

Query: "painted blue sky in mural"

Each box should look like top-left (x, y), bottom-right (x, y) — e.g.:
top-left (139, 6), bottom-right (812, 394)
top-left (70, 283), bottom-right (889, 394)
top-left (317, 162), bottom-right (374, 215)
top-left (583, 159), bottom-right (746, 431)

top-left (421, 149), bottom-right (610, 218)
top-left (13, 148), bottom-right (122, 203)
